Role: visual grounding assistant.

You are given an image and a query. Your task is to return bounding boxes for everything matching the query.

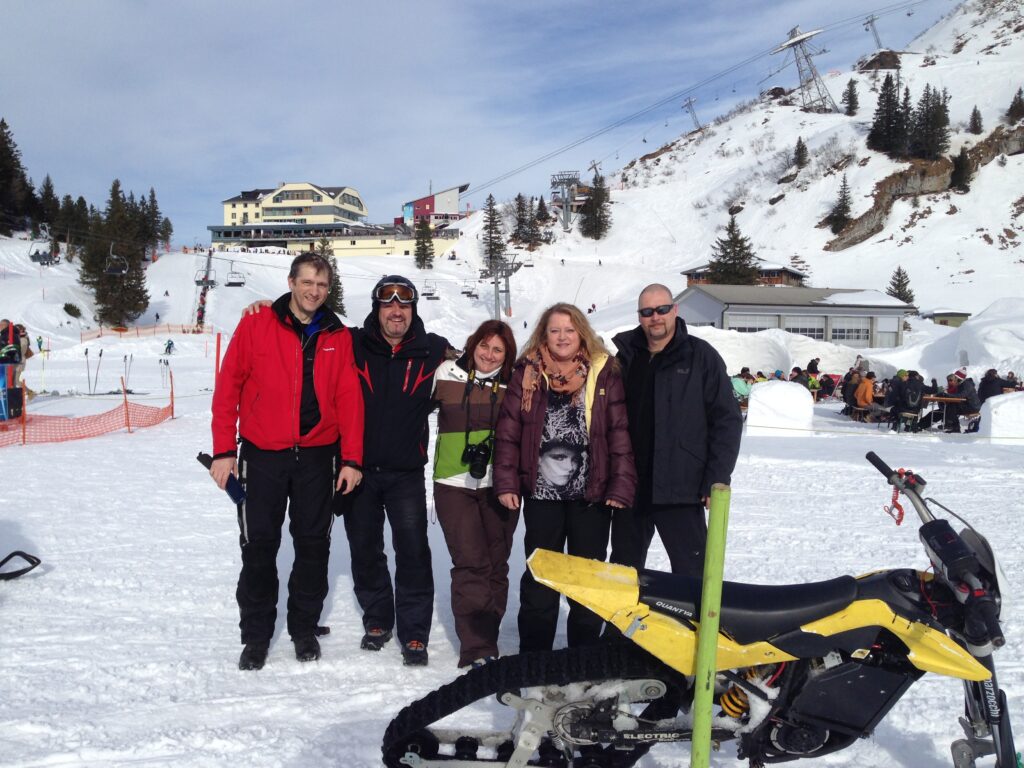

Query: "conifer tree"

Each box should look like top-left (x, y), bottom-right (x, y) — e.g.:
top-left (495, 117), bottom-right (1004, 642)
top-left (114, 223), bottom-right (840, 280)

top-left (950, 146), bottom-right (972, 193)
top-left (315, 237), bottom-right (345, 315)
top-left (909, 85), bottom-right (951, 160)
top-left (841, 79), bottom-right (859, 117)
top-left (886, 266), bottom-right (915, 304)
top-left (968, 105), bottom-right (984, 135)
top-left (707, 216), bottom-right (759, 285)
top-left (79, 179), bottom-right (150, 325)
top-left (413, 217), bottom-right (435, 269)
top-left (793, 137), bottom-right (809, 169)
top-left (579, 172), bottom-right (611, 240)
top-left (894, 86), bottom-right (913, 158)
top-left (482, 194), bottom-right (505, 269)
top-left (827, 174), bottom-right (853, 234)
top-left (867, 74), bottom-right (899, 154)
top-left (1007, 87), bottom-right (1024, 124)
top-left (535, 195), bottom-right (549, 223)
top-left (512, 193), bottom-right (529, 242)
top-left (0, 118), bottom-right (35, 231)
top-left (524, 197), bottom-right (541, 249)
top-left (38, 174), bottom-right (59, 224)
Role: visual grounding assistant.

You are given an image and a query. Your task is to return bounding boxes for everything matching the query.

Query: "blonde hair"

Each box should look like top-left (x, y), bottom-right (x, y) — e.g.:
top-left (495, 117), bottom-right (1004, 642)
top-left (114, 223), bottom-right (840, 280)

top-left (520, 303), bottom-right (611, 362)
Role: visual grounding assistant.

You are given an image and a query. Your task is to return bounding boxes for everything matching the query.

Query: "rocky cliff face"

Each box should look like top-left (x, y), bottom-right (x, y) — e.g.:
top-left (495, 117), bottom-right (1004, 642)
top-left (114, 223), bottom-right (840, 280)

top-left (825, 123), bottom-right (1024, 251)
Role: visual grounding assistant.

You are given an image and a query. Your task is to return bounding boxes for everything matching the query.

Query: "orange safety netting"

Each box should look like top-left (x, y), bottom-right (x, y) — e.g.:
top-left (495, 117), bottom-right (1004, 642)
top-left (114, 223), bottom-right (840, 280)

top-left (0, 377), bottom-right (174, 448)
top-left (80, 323), bottom-right (213, 342)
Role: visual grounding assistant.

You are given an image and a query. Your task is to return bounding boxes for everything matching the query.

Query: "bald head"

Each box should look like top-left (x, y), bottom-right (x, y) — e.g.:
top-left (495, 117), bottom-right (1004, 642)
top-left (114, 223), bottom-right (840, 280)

top-left (638, 283), bottom-right (673, 308)
top-left (637, 284), bottom-right (678, 352)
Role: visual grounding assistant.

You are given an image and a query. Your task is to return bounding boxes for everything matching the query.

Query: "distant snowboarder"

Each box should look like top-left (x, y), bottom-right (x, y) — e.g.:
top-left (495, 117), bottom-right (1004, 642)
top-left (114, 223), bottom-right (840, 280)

top-left (164, 339), bottom-right (175, 355)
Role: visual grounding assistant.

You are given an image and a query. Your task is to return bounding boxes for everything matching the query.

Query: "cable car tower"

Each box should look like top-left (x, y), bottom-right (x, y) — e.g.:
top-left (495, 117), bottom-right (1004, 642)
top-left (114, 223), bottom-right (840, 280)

top-left (550, 171), bottom-right (580, 233)
top-left (771, 26), bottom-right (838, 114)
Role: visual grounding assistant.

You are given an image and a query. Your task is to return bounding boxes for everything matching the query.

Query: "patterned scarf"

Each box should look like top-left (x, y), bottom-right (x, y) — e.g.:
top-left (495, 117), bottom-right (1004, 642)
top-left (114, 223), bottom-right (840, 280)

top-left (520, 345), bottom-right (590, 413)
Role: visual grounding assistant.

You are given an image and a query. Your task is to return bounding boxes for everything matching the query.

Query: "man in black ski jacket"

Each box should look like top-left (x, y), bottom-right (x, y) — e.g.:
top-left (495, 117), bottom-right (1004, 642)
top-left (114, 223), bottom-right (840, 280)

top-left (343, 275), bottom-right (451, 666)
top-left (609, 284), bottom-right (742, 578)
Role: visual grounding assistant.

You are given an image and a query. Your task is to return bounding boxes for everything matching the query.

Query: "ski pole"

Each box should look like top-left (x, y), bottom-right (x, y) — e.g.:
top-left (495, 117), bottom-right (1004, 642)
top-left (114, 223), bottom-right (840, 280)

top-left (84, 348), bottom-right (91, 394)
top-left (127, 353), bottom-right (133, 389)
top-left (691, 483), bottom-right (731, 768)
top-left (93, 349), bottom-right (103, 394)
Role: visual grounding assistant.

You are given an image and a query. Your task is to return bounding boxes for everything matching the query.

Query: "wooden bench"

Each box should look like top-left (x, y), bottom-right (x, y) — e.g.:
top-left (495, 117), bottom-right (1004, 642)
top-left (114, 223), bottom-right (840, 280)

top-left (961, 412), bottom-right (981, 433)
top-left (851, 407), bottom-right (870, 423)
top-left (895, 411), bottom-right (920, 433)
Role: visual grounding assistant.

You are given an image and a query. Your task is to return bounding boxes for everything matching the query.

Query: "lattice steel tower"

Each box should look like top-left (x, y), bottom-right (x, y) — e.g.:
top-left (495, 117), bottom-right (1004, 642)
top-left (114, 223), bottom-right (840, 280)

top-left (771, 26), bottom-right (839, 114)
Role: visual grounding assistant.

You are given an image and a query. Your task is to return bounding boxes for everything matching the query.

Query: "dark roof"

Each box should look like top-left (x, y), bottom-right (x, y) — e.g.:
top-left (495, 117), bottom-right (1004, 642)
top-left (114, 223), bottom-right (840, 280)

top-left (678, 284), bottom-right (915, 310)
top-left (221, 184), bottom-right (357, 204)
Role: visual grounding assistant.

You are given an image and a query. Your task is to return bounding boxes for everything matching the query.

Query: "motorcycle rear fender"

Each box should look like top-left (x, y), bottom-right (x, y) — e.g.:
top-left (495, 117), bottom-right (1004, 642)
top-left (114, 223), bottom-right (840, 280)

top-left (527, 550), bottom-right (991, 682)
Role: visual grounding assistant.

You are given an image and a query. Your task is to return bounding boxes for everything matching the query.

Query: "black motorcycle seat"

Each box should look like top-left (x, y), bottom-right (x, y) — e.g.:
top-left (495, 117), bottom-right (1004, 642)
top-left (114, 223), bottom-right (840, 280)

top-left (639, 570), bottom-right (859, 645)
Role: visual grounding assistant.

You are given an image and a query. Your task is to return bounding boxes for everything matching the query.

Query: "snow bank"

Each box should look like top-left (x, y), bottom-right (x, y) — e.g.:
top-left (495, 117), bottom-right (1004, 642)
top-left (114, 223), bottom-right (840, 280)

top-left (976, 391), bottom-right (1024, 445)
top-left (744, 380), bottom-right (813, 437)
top-left (956, 299), bottom-right (1024, 379)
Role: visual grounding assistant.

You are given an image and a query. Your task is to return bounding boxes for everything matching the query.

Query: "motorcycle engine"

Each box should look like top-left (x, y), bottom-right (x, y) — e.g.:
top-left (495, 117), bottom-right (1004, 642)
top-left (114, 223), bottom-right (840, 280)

top-left (769, 721), bottom-right (828, 755)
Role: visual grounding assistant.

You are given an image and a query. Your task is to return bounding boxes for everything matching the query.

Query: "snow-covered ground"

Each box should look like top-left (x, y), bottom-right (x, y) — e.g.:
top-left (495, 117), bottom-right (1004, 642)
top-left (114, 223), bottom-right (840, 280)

top-left (3, 2), bottom-right (1024, 764)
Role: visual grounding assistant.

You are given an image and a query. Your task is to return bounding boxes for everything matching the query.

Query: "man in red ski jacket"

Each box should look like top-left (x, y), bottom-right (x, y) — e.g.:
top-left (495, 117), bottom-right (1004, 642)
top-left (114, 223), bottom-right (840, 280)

top-left (210, 254), bottom-right (364, 671)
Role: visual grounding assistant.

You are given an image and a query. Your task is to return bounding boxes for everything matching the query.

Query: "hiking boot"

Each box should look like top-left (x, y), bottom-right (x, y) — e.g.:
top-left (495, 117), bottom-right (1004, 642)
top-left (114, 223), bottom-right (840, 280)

top-left (360, 627), bottom-right (393, 651)
top-left (293, 635), bottom-right (321, 663)
top-left (238, 641), bottom-right (269, 671)
top-left (402, 640), bottom-right (429, 666)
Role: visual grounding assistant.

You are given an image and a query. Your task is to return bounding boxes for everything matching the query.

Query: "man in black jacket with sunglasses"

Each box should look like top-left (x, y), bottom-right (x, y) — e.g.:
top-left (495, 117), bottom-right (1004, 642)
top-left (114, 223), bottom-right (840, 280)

top-left (342, 275), bottom-right (452, 666)
top-left (609, 283), bottom-right (742, 578)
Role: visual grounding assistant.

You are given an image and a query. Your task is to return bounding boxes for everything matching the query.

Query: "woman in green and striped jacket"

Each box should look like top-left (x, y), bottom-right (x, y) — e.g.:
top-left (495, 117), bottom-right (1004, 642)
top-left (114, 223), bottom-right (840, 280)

top-left (431, 319), bottom-right (518, 668)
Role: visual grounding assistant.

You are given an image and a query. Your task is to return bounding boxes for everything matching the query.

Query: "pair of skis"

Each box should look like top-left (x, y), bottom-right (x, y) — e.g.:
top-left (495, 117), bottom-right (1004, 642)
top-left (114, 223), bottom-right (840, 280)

top-left (82, 350), bottom-right (134, 394)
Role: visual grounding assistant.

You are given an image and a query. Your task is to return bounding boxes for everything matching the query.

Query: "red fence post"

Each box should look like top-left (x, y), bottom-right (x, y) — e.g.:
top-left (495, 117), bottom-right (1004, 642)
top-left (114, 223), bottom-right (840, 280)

top-left (215, 333), bottom-right (222, 376)
top-left (170, 371), bottom-right (175, 419)
top-left (121, 376), bottom-right (131, 433)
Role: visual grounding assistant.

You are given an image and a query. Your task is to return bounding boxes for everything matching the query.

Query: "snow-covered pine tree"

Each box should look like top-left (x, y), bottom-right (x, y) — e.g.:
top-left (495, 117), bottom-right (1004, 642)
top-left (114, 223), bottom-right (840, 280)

top-left (37, 174), bottom-right (59, 225)
top-left (867, 74), bottom-right (899, 154)
top-left (706, 215), bottom-right (759, 285)
top-left (968, 105), bottom-right (983, 135)
top-left (793, 137), bottom-right (809, 169)
top-left (827, 174), bottom-right (853, 234)
top-left (512, 193), bottom-right (529, 242)
top-left (315, 237), bottom-right (346, 315)
top-left (886, 266), bottom-right (915, 304)
top-left (482, 194), bottom-right (505, 269)
top-left (535, 195), bottom-right (549, 223)
top-left (525, 197), bottom-right (541, 249)
top-left (413, 217), bottom-right (435, 269)
top-left (909, 85), bottom-right (951, 161)
top-left (1007, 87), bottom-right (1024, 124)
top-left (841, 79), bottom-right (859, 117)
top-left (579, 172), bottom-right (611, 240)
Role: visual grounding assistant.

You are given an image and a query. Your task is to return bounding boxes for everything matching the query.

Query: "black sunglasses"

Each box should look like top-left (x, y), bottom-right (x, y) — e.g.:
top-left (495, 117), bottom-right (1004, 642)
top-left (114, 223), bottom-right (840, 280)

top-left (638, 304), bottom-right (674, 318)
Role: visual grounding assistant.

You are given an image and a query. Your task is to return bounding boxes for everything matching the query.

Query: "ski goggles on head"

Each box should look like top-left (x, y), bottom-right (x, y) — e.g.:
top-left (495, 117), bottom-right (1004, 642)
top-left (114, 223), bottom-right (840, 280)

top-left (637, 304), bottom-right (674, 318)
top-left (374, 283), bottom-right (417, 304)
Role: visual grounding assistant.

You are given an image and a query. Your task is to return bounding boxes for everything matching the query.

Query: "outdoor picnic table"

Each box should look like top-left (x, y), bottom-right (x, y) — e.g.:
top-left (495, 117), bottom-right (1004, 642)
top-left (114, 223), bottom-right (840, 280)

top-left (923, 395), bottom-right (966, 404)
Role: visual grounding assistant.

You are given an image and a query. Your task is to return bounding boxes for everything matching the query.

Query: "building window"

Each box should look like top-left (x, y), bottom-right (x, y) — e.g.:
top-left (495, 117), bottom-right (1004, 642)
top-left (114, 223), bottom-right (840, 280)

top-left (231, 203), bottom-right (236, 208)
top-left (404, 250), bottom-right (410, 256)
top-left (875, 331), bottom-right (898, 347)
top-left (231, 212), bottom-right (237, 219)
top-left (724, 314), bottom-right (777, 333)
top-left (782, 315), bottom-right (825, 340)
top-left (381, 239), bottom-right (387, 245)
top-left (830, 316), bottom-right (871, 347)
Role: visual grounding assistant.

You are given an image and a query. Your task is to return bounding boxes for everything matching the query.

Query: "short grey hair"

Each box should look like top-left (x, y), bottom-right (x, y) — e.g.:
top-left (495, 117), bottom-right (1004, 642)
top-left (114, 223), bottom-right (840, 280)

top-left (638, 283), bottom-right (674, 306)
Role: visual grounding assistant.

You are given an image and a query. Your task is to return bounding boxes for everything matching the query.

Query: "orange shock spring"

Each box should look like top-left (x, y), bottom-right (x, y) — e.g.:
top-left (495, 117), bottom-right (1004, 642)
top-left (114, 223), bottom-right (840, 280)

top-left (719, 668), bottom-right (762, 718)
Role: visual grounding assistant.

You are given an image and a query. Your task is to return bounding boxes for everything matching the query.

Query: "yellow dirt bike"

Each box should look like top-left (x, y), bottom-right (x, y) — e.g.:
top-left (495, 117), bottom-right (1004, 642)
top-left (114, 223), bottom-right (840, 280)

top-left (383, 453), bottom-right (1018, 767)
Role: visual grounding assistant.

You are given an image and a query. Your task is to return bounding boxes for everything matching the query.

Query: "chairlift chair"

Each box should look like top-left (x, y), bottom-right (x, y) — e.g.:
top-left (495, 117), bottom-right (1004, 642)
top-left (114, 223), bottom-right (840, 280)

top-left (459, 282), bottom-right (473, 296)
top-left (225, 262), bottom-right (245, 287)
top-left (194, 269), bottom-right (217, 287)
top-left (105, 243), bottom-right (129, 276)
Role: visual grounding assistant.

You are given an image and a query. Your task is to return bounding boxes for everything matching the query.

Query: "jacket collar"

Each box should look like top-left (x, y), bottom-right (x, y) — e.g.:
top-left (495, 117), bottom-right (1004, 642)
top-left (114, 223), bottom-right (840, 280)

top-left (271, 293), bottom-right (342, 335)
top-left (614, 317), bottom-right (689, 361)
top-left (361, 310), bottom-right (429, 355)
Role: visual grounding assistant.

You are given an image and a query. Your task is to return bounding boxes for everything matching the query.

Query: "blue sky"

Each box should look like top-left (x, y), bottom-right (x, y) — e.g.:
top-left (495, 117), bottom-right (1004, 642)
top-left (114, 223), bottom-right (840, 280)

top-left (0, 0), bottom-right (950, 244)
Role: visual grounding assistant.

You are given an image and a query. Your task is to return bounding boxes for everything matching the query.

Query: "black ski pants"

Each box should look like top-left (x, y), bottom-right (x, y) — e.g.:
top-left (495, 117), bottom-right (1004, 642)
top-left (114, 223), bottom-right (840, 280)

top-left (343, 468), bottom-right (433, 647)
top-left (518, 498), bottom-right (612, 654)
top-left (235, 440), bottom-right (336, 645)
top-left (609, 483), bottom-right (707, 579)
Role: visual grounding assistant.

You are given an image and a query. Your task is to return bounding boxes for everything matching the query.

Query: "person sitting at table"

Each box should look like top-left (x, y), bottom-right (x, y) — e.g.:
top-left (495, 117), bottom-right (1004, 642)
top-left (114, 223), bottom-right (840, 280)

top-left (789, 366), bottom-right (810, 389)
top-left (978, 368), bottom-right (1013, 404)
top-left (855, 372), bottom-right (888, 421)
top-left (817, 373), bottom-right (836, 399)
top-left (1007, 372), bottom-right (1019, 389)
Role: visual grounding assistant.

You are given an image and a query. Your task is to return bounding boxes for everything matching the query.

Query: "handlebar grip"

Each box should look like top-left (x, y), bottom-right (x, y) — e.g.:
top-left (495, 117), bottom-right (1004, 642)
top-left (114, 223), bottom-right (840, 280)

top-left (865, 452), bottom-right (895, 480)
top-left (978, 598), bottom-right (1006, 648)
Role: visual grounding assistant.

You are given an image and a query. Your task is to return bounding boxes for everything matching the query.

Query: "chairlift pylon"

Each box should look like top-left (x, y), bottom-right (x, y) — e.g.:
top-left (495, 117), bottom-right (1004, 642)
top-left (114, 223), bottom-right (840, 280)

top-left (105, 243), bottom-right (129, 276)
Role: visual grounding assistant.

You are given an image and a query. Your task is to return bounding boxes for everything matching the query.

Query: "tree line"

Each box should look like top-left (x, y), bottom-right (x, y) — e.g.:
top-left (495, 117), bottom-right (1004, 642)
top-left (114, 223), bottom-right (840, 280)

top-left (0, 116), bottom-right (174, 325)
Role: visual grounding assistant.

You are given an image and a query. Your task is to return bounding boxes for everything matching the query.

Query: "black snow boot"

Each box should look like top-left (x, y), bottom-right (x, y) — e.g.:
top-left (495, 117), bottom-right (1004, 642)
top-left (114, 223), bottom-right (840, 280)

top-left (360, 627), bottom-right (393, 651)
top-left (239, 641), bottom-right (270, 671)
top-left (293, 634), bottom-right (321, 662)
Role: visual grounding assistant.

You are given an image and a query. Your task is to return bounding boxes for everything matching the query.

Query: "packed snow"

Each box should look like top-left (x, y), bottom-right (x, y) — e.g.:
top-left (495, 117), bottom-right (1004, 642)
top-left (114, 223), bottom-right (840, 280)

top-left (3, 2), bottom-right (1024, 765)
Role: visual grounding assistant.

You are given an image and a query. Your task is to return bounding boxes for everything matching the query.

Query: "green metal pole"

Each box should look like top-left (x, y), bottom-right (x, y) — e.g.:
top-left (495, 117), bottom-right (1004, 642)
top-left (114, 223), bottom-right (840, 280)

top-left (691, 483), bottom-right (731, 768)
